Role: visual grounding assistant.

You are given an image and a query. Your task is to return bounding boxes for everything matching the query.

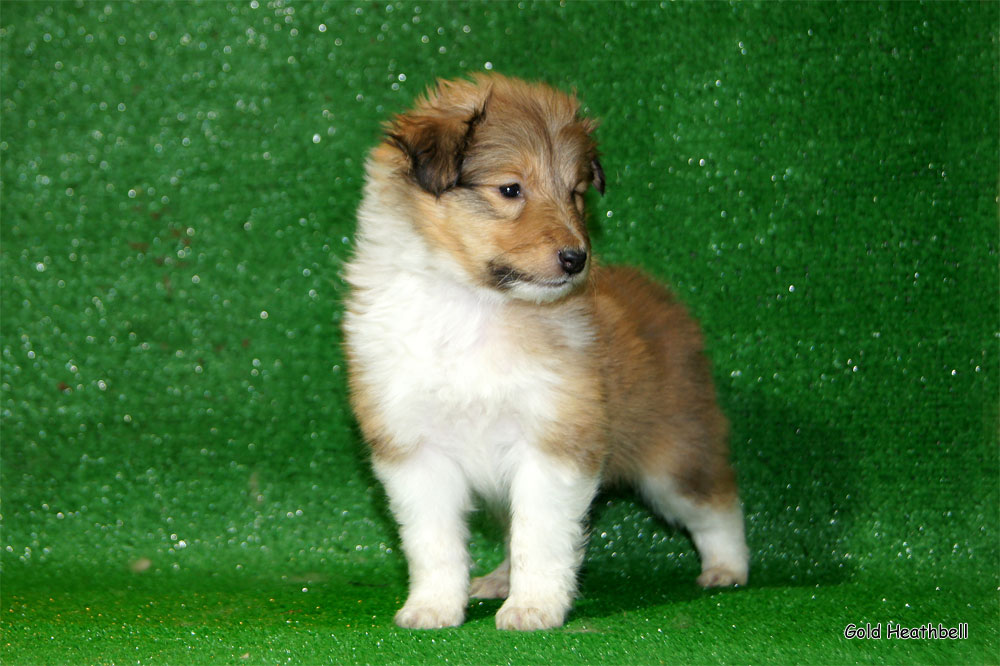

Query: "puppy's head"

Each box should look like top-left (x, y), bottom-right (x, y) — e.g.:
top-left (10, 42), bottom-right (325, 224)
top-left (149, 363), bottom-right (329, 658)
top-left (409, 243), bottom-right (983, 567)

top-left (379, 73), bottom-right (604, 303)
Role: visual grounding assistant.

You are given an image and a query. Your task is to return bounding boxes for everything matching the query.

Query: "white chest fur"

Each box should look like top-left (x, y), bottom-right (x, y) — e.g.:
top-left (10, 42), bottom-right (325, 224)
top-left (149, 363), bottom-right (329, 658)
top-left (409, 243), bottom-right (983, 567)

top-left (345, 263), bottom-right (592, 498)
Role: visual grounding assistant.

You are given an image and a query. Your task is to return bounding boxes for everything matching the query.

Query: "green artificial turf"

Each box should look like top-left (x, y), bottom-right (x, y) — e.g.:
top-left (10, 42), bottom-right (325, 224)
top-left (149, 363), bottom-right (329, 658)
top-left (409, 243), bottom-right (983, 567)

top-left (2, 1), bottom-right (997, 664)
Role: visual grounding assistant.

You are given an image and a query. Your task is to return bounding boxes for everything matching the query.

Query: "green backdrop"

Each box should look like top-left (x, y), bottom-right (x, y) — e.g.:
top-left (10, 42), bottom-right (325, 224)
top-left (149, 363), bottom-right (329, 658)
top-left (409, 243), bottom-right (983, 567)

top-left (2, 1), bottom-right (997, 664)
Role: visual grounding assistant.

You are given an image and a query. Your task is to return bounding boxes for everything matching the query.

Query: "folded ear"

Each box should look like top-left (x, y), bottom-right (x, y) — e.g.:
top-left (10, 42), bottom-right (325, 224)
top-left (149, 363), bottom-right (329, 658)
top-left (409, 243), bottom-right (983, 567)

top-left (579, 115), bottom-right (605, 196)
top-left (591, 156), bottom-right (605, 196)
top-left (387, 106), bottom-right (485, 196)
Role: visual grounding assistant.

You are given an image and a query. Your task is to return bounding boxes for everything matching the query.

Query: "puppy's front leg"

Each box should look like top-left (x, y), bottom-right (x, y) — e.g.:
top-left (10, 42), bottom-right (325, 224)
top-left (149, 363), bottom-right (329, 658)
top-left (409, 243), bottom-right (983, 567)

top-left (374, 450), bottom-right (471, 629)
top-left (497, 449), bottom-right (600, 631)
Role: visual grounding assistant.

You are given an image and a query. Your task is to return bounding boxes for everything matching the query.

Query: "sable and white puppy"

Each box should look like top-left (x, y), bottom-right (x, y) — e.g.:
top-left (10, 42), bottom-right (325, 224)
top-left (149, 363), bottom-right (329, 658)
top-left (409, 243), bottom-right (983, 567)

top-left (343, 74), bottom-right (748, 631)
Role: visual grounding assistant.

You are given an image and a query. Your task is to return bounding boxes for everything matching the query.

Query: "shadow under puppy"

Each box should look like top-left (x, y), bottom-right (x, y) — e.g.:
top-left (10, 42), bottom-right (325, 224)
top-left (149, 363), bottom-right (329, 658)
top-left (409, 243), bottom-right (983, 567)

top-left (343, 73), bottom-right (748, 631)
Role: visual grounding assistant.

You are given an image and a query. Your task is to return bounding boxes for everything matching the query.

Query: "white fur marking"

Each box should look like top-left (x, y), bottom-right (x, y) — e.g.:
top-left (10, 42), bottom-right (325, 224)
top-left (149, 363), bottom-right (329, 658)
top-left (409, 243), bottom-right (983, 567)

top-left (639, 475), bottom-right (749, 586)
top-left (374, 452), bottom-right (471, 628)
top-left (497, 449), bottom-right (599, 631)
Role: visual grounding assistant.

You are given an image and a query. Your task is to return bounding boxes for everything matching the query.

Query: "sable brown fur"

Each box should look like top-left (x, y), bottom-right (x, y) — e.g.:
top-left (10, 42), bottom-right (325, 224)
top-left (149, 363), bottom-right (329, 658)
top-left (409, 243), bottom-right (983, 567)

top-left (592, 266), bottom-right (737, 505)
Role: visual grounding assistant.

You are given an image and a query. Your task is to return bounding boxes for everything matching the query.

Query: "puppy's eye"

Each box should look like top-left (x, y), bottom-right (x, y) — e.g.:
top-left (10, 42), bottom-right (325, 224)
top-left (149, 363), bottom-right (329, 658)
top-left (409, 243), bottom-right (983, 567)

top-left (498, 183), bottom-right (521, 199)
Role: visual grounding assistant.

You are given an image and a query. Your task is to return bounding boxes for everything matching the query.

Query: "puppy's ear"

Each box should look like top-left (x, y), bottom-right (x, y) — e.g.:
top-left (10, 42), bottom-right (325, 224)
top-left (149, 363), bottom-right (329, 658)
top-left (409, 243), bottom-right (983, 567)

top-left (579, 115), bottom-right (605, 195)
top-left (591, 156), bottom-right (605, 196)
top-left (387, 106), bottom-right (485, 196)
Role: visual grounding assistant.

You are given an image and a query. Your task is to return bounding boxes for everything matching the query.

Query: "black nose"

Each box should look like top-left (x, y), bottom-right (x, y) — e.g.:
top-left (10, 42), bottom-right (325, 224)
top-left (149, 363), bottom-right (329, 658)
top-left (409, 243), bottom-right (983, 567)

top-left (558, 248), bottom-right (588, 275)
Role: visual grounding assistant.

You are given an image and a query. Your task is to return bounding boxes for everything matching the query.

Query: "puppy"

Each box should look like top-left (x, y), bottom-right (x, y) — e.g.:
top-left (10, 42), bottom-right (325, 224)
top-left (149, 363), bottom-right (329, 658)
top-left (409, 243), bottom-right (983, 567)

top-left (343, 73), bottom-right (748, 631)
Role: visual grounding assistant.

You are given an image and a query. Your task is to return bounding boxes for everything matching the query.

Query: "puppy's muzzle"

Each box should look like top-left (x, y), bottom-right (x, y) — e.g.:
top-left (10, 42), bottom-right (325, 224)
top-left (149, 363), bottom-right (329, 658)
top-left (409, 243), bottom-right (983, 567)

top-left (558, 248), bottom-right (588, 276)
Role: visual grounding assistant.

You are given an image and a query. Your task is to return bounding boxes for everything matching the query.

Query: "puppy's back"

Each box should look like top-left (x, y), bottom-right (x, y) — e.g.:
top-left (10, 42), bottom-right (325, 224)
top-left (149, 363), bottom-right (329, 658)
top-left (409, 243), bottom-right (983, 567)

top-left (592, 266), bottom-right (736, 504)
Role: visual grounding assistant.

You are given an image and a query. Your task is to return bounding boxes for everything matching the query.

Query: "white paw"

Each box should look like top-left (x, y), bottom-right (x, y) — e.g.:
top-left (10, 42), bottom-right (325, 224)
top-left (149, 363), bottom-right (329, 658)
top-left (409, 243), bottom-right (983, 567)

top-left (697, 565), bottom-right (747, 588)
top-left (470, 571), bottom-right (510, 599)
top-left (394, 601), bottom-right (465, 629)
top-left (495, 600), bottom-right (566, 631)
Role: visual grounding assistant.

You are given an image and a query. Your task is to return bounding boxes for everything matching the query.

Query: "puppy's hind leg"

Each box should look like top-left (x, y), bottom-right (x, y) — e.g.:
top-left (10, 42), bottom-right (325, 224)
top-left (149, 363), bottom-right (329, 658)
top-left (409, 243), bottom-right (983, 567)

top-left (638, 471), bottom-right (749, 588)
top-left (470, 501), bottom-right (511, 599)
top-left (470, 557), bottom-right (510, 599)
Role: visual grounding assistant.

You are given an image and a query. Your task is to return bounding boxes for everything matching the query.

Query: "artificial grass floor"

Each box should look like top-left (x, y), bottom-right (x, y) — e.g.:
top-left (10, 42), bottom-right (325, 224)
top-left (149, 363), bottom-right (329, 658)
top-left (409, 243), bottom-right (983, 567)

top-left (2, 1), bottom-right (997, 664)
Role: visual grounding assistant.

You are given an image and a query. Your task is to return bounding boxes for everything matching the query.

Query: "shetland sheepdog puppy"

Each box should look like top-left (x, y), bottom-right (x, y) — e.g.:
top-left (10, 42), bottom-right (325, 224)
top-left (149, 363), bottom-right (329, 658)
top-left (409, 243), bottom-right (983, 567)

top-left (343, 73), bottom-right (748, 631)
